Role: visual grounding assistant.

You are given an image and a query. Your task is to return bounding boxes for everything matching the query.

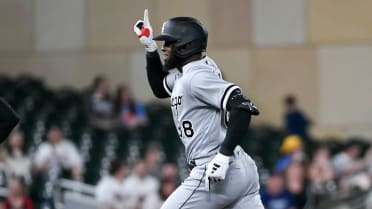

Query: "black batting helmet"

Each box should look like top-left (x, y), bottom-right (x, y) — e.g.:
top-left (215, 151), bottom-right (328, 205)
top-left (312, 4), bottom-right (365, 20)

top-left (153, 17), bottom-right (208, 59)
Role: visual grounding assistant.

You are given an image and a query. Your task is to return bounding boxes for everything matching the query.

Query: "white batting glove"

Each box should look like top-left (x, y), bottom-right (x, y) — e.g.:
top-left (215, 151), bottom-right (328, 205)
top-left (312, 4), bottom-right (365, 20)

top-left (133, 9), bottom-right (157, 52)
top-left (205, 152), bottom-right (230, 192)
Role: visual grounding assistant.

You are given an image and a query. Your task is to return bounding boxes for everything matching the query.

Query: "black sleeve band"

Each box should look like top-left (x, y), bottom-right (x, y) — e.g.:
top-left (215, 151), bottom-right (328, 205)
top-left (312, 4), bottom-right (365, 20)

top-left (0, 98), bottom-right (20, 142)
top-left (146, 51), bottom-right (170, 98)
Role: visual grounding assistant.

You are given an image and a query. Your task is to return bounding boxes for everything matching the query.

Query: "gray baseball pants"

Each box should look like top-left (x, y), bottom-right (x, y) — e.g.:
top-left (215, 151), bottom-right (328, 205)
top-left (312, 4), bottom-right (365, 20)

top-left (160, 147), bottom-right (264, 209)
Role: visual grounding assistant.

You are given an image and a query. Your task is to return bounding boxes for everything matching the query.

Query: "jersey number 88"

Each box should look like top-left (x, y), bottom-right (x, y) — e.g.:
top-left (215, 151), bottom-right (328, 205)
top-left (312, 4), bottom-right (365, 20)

top-left (178, 121), bottom-right (194, 138)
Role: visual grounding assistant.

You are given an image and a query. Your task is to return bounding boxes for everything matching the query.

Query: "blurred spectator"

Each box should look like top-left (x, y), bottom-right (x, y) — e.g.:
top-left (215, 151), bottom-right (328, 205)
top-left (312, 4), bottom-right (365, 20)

top-left (275, 135), bottom-right (306, 173)
top-left (142, 179), bottom-right (177, 209)
top-left (0, 98), bottom-right (20, 142)
top-left (366, 147), bottom-right (372, 177)
top-left (308, 144), bottom-right (336, 194)
top-left (161, 163), bottom-right (181, 186)
top-left (4, 176), bottom-right (33, 209)
top-left (367, 192), bottom-right (372, 209)
top-left (95, 159), bottom-right (129, 209)
top-left (332, 141), bottom-right (364, 176)
top-left (32, 124), bottom-right (82, 180)
top-left (0, 199), bottom-right (5, 209)
top-left (0, 147), bottom-right (7, 187)
top-left (285, 162), bottom-right (308, 209)
top-left (87, 75), bottom-right (115, 130)
top-left (261, 173), bottom-right (296, 209)
top-left (124, 160), bottom-right (159, 209)
top-left (283, 95), bottom-right (312, 143)
top-left (114, 84), bottom-right (148, 129)
top-left (332, 141), bottom-right (370, 191)
top-left (144, 145), bottom-right (162, 179)
top-left (5, 130), bottom-right (31, 183)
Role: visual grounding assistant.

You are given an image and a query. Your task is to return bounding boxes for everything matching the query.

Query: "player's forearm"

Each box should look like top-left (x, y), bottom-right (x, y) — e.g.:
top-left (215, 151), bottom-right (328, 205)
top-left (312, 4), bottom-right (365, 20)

top-left (0, 98), bottom-right (20, 142)
top-left (146, 51), bottom-right (169, 98)
top-left (219, 108), bottom-right (251, 156)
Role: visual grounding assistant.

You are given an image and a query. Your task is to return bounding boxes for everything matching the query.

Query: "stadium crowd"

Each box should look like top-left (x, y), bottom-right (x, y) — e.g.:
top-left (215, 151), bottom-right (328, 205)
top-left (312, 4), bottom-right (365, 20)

top-left (261, 96), bottom-right (371, 209)
top-left (0, 75), bottom-right (371, 209)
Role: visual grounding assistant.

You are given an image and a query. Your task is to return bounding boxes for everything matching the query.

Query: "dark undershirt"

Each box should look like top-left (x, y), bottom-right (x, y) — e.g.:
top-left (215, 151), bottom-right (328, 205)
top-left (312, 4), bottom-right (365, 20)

top-left (219, 90), bottom-right (252, 156)
top-left (146, 51), bottom-right (169, 98)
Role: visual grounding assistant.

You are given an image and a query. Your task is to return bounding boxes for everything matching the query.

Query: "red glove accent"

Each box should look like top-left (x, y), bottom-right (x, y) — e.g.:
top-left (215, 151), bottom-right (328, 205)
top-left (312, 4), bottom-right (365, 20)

top-left (138, 27), bottom-right (150, 38)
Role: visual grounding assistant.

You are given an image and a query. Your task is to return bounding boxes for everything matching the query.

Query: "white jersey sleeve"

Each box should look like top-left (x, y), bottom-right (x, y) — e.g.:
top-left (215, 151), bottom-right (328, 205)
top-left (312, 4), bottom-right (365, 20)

top-left (189, 70), bottom-right (240, 111)
top-left (163, 70), bottom-right (182, 96)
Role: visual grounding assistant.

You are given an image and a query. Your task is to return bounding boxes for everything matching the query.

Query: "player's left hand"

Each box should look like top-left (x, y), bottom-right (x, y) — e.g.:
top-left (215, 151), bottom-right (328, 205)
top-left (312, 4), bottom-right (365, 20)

top-left (205, 152), bottom-right (230, 192)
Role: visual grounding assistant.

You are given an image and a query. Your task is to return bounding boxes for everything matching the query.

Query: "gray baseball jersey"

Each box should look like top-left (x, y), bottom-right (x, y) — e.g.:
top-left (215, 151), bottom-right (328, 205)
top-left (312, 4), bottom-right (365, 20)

top-left (163, 56), bottom-right (240, 163)
top-left (160, 56), bottom-right (264, 209)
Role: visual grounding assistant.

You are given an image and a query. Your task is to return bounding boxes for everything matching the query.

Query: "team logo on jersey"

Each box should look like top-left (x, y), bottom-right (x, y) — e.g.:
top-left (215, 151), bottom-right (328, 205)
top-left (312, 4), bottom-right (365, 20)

top-left (161, 22), bottom-right (166, 33)
top-left (171, 96), bottom-right (182, 110)
top-left (171, 95), bottom-right (182, 117)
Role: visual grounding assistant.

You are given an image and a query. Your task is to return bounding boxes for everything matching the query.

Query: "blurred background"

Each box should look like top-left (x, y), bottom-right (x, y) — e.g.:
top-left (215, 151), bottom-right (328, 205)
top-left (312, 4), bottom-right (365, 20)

top-left (0, 0), bottom-right (371, 209)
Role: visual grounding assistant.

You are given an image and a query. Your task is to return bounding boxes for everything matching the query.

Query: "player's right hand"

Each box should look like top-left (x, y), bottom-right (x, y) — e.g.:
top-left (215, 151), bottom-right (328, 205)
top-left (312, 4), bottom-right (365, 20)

top-left (205, 152), bottom-right (230, 192)
top-left (134, 9), bottom-right (157, 52)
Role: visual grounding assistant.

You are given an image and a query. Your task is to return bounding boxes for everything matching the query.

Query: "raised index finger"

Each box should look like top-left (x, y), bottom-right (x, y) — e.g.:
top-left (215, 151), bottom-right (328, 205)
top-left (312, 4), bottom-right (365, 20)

top-left (143, 9), bottom-right (150, 26)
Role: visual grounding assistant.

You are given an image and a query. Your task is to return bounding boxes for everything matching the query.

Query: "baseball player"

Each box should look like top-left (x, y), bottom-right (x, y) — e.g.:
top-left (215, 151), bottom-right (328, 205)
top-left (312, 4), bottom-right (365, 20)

top-left (134, 10), bottom-right (264, 209)
top-left (0, 97), bottom-right (20, 142)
